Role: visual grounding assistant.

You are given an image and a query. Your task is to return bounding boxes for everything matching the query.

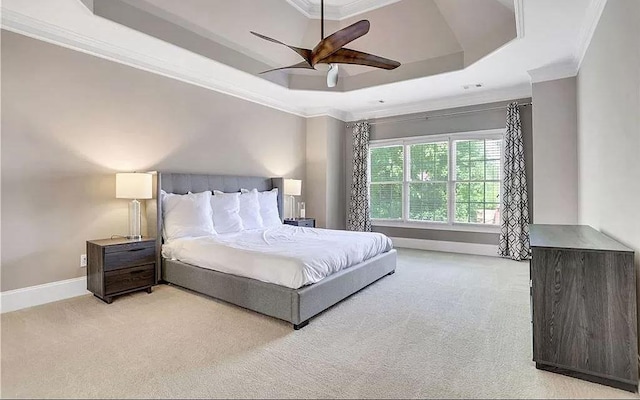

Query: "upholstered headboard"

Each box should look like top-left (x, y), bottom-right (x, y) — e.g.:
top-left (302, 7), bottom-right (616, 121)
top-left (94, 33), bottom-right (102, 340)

top-left (146, 173), bottom-right (285, 279)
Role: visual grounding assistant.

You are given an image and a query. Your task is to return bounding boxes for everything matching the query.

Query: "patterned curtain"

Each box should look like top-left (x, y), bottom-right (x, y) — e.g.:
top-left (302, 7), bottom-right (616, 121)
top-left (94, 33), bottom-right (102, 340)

top-left (499, 102), bottom-right (530, 261)
top-left (347, 122), bottom-right (372, 232)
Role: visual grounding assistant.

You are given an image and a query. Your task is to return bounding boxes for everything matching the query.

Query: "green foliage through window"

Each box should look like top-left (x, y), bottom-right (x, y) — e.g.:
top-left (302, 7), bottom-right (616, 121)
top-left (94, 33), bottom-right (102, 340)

top-left (368, 135), bottom-right (503, 226)
top-left (369, 146), bottom-right (403, 219)
top-left (408, 142), bottom-right (448, 222)
top-left (454, 139), bottom-right (502, 224)
top-left (370, 146), bottom-right (403, 183)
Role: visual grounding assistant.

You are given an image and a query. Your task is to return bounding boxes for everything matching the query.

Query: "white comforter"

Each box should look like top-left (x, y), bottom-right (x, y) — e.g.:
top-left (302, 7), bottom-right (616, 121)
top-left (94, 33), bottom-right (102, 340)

top-left (162, 224), bottom-right (393, 289)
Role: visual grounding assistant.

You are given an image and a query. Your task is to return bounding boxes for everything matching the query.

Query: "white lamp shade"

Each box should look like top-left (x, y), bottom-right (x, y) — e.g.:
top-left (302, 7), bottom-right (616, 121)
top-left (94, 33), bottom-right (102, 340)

top-left (116, 172), bottom-right (152, 199)
top-left (284, 179), bottom-right (302, 196)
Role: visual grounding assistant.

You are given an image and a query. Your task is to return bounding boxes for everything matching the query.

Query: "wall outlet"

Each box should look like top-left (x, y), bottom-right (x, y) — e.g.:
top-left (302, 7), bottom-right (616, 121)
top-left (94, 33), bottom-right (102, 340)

top-left (80, 254), bottom-right (87, 268)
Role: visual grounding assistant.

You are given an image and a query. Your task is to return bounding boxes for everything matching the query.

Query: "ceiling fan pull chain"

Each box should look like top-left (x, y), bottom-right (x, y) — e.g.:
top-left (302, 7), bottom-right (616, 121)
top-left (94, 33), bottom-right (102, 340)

top-left (321, 0), bottom-right (324, 40)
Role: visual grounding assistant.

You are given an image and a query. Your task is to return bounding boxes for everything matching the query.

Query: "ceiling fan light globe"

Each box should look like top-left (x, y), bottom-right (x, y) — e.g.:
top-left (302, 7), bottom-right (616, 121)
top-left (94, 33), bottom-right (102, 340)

top-left (327, 64), bottom-right (339, 88)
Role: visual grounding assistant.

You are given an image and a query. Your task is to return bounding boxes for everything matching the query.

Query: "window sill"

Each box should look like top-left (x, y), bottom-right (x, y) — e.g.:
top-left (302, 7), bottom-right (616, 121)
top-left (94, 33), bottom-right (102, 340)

top-left (372, 220), bottom-right (500, 234)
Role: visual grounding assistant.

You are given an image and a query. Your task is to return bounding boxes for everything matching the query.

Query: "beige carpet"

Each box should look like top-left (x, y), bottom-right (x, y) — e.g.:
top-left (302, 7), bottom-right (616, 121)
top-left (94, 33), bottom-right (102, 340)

top-left (1, 249), bottom-right (637, 399)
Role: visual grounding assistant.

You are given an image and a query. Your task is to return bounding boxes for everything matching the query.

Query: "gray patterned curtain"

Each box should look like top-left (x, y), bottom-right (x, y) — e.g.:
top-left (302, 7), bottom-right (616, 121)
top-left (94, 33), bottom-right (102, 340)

top-left (347, 122), bottom-right (371, 232)
top-left (499, 102), bottom-right (530, 260)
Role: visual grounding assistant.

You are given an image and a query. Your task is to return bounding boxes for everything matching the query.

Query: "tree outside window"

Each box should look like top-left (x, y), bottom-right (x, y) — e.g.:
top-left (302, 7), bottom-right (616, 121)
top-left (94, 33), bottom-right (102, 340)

top-left (368, 132), bottom-right (502, 227)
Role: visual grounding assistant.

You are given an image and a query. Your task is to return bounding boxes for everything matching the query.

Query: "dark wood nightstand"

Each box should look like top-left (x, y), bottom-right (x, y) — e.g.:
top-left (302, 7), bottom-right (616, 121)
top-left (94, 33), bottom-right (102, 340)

top-left (284, 218), bottom-right (316, 228)
top-left (87, 237), bottom-right (157, 304)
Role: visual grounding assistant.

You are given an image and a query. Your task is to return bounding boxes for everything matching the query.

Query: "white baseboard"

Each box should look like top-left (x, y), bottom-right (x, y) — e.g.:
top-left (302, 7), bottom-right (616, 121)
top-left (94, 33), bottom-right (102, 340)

top-left (390, 237), bottom-right (499, 257)
top-left (1, 276), bottom-right (89, 314)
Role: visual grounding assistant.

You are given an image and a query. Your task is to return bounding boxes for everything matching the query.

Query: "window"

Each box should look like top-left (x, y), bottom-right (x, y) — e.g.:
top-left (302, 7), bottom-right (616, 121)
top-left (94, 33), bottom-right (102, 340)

top-left (454, 139), bottom-right (501, 224)
top-left (369, 145), bottom-right (403, 219)
top-left (408, 142), bottom-right (448, 222)
top-left (368, 130), bottom-right (503, 229)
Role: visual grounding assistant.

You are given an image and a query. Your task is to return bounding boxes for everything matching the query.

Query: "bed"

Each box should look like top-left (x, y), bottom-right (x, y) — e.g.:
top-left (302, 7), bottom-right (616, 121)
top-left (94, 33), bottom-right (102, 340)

top-left (147, 173), bottom-right (397, 329)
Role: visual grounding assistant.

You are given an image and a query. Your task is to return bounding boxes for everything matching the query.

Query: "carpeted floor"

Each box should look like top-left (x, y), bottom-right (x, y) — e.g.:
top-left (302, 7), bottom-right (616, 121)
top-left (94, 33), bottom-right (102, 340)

top-left (1, 249), bottom-right (637, 399)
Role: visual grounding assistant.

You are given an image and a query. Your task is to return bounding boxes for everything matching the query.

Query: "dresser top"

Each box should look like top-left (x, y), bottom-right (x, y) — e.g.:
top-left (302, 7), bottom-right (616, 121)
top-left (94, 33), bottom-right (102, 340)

top-left (530, 224), bottom-right (633, 253)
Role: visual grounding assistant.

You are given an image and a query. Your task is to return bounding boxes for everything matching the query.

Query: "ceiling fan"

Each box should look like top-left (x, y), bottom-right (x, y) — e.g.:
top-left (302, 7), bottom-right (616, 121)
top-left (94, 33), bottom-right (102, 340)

top-left (250, 0), bottom-right (401, 88)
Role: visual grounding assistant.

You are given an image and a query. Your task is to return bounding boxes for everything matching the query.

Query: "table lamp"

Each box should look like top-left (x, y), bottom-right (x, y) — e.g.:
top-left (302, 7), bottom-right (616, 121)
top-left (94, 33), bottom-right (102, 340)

top-left (116, 172), bottom-right (152, 240)
top-left (283, 179), bottom-right (302, 219)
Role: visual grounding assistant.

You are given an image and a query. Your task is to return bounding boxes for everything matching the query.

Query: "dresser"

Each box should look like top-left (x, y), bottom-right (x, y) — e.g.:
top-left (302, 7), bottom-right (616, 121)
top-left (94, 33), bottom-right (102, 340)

top-left (530, 224), bottom-right (637, 392)
top-left (87, 238), bottom-right (157, 304)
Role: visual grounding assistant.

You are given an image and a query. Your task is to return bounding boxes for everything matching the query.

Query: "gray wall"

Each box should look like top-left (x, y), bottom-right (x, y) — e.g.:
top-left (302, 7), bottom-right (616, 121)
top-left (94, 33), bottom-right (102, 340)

top-left (306, 117), bottom-right (328, 227)
top-left (531, 77), bottom-right (578, 224)
top-left (306, 116), bottom-right (346, 229)
top-left (576, 0), bottom-right (640, 327)
top-left (1, 31), bottom-right (306, 291)
top-left (345, 98), bottom-right (533, 245)
top-left (325, 117), bottom-right (347, 230)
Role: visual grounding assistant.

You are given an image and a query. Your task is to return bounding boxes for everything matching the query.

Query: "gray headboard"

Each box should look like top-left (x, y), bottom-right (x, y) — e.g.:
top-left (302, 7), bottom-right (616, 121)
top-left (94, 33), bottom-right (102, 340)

top-left (146, 173), bottom-right (285, 278)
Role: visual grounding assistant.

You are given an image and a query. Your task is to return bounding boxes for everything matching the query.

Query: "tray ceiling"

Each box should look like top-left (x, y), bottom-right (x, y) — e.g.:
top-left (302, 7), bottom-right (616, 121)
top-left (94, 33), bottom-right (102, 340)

top-left (1, 0), bottom-right (600, 120)
top-left (82, 0), bottom-right (517, 92)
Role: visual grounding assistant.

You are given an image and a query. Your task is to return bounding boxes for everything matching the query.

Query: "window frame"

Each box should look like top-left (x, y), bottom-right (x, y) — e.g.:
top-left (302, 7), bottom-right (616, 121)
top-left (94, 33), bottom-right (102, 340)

top-left (367, 144), bottom-right (404, 220)
top-left (368, 129), bottom-right (504, 233)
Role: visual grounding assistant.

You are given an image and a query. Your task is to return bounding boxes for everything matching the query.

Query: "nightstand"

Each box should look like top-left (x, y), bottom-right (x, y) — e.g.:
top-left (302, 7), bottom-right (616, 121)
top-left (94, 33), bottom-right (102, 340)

top-left (86, 237), bottom-right (157, 304)
top-left (284, 218), bottom-right (316, 228)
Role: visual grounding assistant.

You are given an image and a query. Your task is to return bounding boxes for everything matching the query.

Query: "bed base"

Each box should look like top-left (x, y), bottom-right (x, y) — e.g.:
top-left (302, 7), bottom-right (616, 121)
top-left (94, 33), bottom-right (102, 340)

top-left (293, 320), bottom-right (309, 330)
top-left (163, 249), bottom-right (397, 329)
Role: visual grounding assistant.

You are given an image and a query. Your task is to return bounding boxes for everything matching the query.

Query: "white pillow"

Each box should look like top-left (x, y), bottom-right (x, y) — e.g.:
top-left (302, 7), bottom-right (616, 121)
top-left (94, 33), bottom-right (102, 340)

top-left (242, 188), bottom-right (281, 228)
top-left (211, 191), bottom-right (244, 233)
top-left (238, 189), bottom-right (264, 230)
top-left (162, 190), bottom-right (216, 241)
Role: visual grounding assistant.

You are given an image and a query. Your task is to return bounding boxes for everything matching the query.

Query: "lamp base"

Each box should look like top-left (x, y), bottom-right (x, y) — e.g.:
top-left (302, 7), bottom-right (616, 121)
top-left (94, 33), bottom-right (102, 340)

top-left (288, 195), bottom-right (296, 219)
top-left (128, 199), bottom-right (142, 240)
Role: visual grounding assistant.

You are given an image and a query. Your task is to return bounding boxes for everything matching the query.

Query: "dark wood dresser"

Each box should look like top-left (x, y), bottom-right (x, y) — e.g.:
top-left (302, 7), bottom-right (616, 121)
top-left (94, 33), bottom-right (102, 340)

top-left (530, 224), bottom-right (637, 392)
top-left (87, 238), bottom-right (157, 304)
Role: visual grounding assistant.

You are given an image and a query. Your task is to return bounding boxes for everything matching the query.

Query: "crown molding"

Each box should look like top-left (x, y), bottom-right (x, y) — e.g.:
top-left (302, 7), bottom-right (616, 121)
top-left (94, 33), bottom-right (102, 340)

top-left (304, 107), bottom-right (349, 121)
top-left (1, 6), bottom-right (529, 124)
top-left (525, 0), bottom-right (606, 83)
top-left (573, 0), bottom-right (607, 70)
top-left (527, 61), bottom-right (579, 84)
top-left (0, 8), bottom-right (314, 118)
top-left (285, 0), bottom-right (401, 20)
top-left (347, 83), bottom-right (532, 121)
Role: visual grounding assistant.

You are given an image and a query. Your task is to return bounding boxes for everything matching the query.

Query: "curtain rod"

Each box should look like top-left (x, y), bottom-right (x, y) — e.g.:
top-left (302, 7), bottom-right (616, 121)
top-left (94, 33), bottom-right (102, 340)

top-left (345, 102), bottom-right (532, 128)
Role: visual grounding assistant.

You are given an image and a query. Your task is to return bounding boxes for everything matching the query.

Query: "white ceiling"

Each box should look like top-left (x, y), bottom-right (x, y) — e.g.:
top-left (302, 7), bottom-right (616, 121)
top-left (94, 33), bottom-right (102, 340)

top-left (1, 0), bottom-right (604, 121)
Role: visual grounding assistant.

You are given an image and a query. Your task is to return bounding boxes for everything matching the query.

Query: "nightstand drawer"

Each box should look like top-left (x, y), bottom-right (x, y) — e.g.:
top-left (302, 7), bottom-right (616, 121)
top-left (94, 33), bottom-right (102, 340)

top-left (104, 240), bottom-right (154, 253)
top-left (104, 245), bottom-right (156, 271)
top-left (104, 264), bottom-right (155, 295)
top-left (296, 220), bottom-right (314, 227)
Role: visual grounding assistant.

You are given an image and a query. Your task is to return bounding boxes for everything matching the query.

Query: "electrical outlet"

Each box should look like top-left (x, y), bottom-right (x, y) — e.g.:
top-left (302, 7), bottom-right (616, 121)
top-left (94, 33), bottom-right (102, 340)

top-left (80, 254), bottom-right (87, 268)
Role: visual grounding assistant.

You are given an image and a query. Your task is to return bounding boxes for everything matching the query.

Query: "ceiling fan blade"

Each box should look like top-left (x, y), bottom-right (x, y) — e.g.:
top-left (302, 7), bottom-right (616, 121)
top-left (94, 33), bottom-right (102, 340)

top-left (319, 48), bottom-right (401, 70)
top-left (259, 61), bottom-right (316, 74)
top-left (327, 64), bottom-right (339, 88)
top-left (250, 31), bottom-right (312, 65)
top-left (310, 20), bottom-right (370, 65)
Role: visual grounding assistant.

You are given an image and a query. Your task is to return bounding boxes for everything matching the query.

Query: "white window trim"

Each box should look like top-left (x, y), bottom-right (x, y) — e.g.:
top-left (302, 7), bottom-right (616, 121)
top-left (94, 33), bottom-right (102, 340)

top-left (369, 128), bottom-right (505, 234)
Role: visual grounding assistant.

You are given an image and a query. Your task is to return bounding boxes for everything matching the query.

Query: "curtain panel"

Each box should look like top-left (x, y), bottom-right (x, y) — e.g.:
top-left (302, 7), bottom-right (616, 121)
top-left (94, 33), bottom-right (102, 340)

top-left (347, 122), bottom-right (372, 232)
top-left (499, 102), bottom-right (531, 260)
